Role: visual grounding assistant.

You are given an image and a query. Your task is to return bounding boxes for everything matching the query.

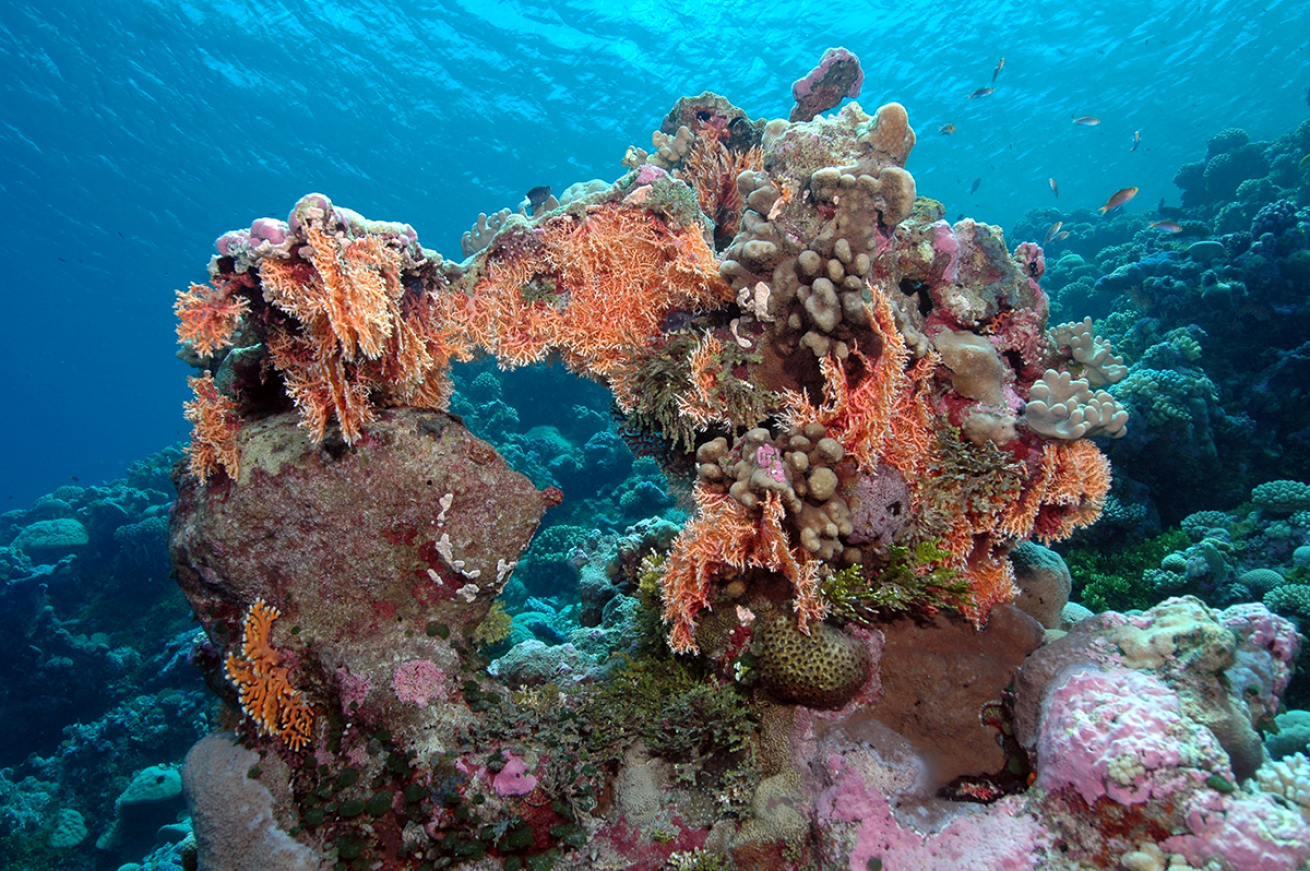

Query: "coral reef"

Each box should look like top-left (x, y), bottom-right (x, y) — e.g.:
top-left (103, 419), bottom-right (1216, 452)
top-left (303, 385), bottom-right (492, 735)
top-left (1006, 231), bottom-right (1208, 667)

top-left (157, 54), bottom-right (1310, 871)
top-left (1011, 117), bottom-right (1310, 527)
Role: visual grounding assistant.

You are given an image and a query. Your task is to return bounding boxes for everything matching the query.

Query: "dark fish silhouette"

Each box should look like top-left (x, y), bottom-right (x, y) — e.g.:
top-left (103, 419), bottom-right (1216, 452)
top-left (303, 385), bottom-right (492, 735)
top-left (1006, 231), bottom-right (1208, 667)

top-left (969, 178), bottom-right (981, 195)
top-left (526, 186), bottom-right (553, 211)
top-left (1156, 199), bottom-right (1187, 220)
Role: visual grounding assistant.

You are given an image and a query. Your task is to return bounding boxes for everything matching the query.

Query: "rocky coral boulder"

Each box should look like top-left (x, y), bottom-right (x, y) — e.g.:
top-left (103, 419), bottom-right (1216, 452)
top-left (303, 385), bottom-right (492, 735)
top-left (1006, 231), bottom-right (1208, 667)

top-left (170, 408), bottom-right (550, 747)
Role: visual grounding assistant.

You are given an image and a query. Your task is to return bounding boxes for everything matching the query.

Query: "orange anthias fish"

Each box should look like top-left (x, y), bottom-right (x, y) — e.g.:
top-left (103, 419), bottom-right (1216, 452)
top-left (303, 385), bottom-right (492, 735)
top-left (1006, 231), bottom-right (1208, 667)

top-left (1049, 178), bottom-right (1060, 198)
top-left (1098, 186), bottom-right (1139, 214)
top-left (1044, 221), bottom-right (1064, 243)
top-left (1131, 130), bottom-right (1141, 152)
top-left (1073, 116), bottom-right (1101, 126)
top-left (968, 87), bottom-right (995, 99)
top-left (940, 123), bottom-right (956, 135)
top-left (992, 57), bottom-right (1006, 82)
top-left (1149, 220), bottom-right (1183, 234)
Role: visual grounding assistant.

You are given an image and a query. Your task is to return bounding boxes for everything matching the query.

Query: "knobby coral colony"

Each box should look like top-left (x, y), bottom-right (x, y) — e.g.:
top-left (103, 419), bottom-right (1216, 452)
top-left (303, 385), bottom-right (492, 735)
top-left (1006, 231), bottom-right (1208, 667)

top-left (178, 91), bottom-right (1115, 675)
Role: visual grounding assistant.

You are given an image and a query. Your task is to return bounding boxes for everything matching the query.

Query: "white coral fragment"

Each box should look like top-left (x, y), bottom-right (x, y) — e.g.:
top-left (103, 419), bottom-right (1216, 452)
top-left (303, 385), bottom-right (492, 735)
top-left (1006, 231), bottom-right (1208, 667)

top-left (1256, 752), bottom-right (1310, 822)
top-left (1025, 369), bottom-right (1128, 440)
top-left (737, 281), bottom-right (773, 321)
top-left (1051, 316), bottom-right (1127, 387)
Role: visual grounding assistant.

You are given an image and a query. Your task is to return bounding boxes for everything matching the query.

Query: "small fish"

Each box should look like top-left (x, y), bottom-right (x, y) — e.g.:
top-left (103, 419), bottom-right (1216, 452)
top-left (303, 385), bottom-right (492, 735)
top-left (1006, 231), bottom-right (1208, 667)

top-left (1044, 221), bottom-right (1064, 243)
top-left (1149, 220), bottom-right (1183, 234)
top-left (1055, 231), bottom-right (1070, 241)
top-left (70, 476), bottom-right (79, 482)
top-left (1131, 130), bottom-right (1141, 152)
top-left (1300, 153), bottom-right (1310, 169)
top-left (1157, 199), bottom-right (1186, 220)
top-left (939, 123), bottom-right (956, 135)
top-left (969, 177), bottom-right (982, 194)
top-left (1072, 116), bottom-right (1101, 126)
top-left (1049, 178), bottom-right (1060, 198)
top-left (1097, 186), bottom-right (1139, 214)
top-left (968, 87), bottom-right (995, 99)
top-left (992, 57), bottom-right (1006, 83)
top-left (526, 185), bottom-right (553, 211)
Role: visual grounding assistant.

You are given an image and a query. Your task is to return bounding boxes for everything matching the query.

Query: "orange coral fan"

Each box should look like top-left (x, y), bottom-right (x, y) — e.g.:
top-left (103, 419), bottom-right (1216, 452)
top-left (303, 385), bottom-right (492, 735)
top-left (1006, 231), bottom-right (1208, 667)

top-left (676, 135), bottom-right (763, 239)
top-left (467, 204), bottom-right (733, 381)
top-left (675, 333), bottom-right (731, 428)
top-left (778, 289), bottom-right (911, 471)
top-left (659, 486), bottom-right (825, 654)
top-left (174, 277), bottom-right (251, 356)
top-left (1032, 438), bottom-right (1112, 543)
top-left (660, 489), bottom-right (757, 654)
top-left (257, 226), bottom-right (464, 443)
top-left (881, 351), bottom-right (940, 478)
top-left (923, 437), bottom-right (1111, 626)
top-left (183, 372), bottom-right (242, 480)
top-left (956, 544), bottom-right (1019, 626)
top-left (224, 598), bottom-right (314, 752)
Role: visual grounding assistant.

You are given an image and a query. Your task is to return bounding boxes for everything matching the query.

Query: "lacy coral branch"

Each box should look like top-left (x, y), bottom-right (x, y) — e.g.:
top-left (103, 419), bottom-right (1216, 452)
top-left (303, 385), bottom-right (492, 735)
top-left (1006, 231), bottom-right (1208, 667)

top-left (182, 371), bottom-right (242, 481)
top-left (174, 278), bottom-right (250, 356)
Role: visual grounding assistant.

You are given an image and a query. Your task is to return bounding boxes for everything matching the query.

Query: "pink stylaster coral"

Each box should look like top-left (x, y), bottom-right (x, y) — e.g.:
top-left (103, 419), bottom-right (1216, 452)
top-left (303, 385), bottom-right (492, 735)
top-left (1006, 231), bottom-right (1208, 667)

top-left (392, 658), bottom-right (447, 708)
top-left (492, 753), bottom-right (538, 797)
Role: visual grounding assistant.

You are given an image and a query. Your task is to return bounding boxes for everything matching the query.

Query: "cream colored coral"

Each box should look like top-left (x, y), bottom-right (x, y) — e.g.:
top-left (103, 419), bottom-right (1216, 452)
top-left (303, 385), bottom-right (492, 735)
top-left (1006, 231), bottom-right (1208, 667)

top-left (1256, 752), bottom-right (1310, 822)
top-left (1051, 316), bottom-right (1127, 387)
top-left (625, 125), bottom-right (695, 170)
top-left (1108, 597), bottom-right (1235, 672)
top-left (1025, 369), bottom-right (1128, 439)
top-left (1119, 842), bottom-right (1202, 871)
top-left (460, 208), bottom-right (512, 258)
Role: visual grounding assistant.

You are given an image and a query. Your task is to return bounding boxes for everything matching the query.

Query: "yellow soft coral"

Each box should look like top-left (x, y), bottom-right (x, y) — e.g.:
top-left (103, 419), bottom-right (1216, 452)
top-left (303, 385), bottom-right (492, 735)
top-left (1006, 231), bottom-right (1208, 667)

top-left (224, 598), bottom-right (314, 752)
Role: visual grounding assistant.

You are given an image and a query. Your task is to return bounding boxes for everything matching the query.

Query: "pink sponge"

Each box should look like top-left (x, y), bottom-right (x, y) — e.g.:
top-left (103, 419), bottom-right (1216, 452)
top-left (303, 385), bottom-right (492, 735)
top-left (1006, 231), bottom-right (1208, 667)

top-left (1035, 665), bottom-right (1225, 805)
top-left (492, 753), bottom-right (538, 797)
top-left (817, 756), bottom-right (1049, 871)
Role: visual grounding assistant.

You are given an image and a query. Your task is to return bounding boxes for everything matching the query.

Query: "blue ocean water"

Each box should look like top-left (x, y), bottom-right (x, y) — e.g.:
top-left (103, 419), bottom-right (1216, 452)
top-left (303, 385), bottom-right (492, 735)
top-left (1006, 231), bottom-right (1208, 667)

top-left (1, 0), bottom-right (1307, 505)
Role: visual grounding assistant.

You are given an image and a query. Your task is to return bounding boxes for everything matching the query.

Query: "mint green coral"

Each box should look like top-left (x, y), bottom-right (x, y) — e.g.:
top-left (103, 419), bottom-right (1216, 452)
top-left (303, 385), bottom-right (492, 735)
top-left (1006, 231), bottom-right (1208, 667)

top-left (820, 541), bottom-right (971, 622)
top-left (1111, 368), bottom-right (1218, 428)
top-left (1265, 584), bottom-right (1310, 619)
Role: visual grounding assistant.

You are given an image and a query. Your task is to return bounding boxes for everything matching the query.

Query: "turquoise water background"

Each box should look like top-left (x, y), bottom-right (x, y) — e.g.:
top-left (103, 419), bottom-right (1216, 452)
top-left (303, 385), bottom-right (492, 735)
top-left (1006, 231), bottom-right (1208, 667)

top-left (1, 0), bottom-right (1307, 505)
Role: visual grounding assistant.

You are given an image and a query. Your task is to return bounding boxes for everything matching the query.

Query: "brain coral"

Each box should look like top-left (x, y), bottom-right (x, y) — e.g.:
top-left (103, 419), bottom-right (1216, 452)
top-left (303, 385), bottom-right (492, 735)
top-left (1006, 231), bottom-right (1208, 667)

top-left (753, 609), bottom-right (871, 709)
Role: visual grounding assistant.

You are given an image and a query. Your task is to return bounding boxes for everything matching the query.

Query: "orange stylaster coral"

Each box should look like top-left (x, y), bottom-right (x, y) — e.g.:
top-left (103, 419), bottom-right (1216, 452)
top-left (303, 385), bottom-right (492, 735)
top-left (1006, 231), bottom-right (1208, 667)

top-left (675, 333), bottom-right (730, 428)
top-left (1033, 438), bottom-right (1112, 543)
top-left (174, 278), bottom-right (251, 356)
top-left (660, 488), bottom-right (758, 654)
top-left (224, 598), bottom-right (314, 752)
top-left (956, 545), bottom-right (1020, 626)
top-left (676, 134), bottom-right (763, 239)
top-left (183, 371), bottom-right (242, 481)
